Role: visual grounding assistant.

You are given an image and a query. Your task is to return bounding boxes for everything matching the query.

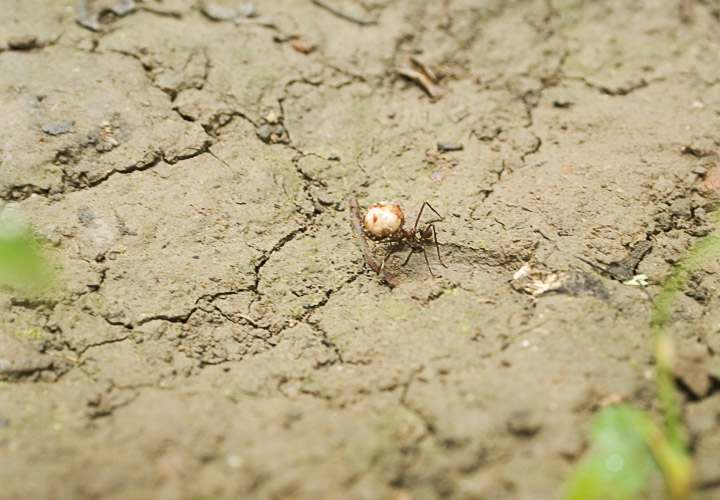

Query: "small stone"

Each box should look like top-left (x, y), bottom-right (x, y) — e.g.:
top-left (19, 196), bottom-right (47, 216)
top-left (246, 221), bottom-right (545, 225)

top-left (237, 3), bottom-right (255, 17)
top-left (256, 124), bottom-right (272, 142)
top-left (0, 416), bottom-right (9, 428)
top-left (154, 70), bottom-right (185, 93)
top-left (437, 142), bottom-right (464, 152)
top-left (8, 35), bottom-right (39, 50)
top-left (265, 110), bottom-right (279, 124)
top-left (655, 212), bottom-right (672, 231)
top-left (255, 122), bottom-right (286, 144)
top-left (291, 39), bottom-right (314, 54)
top-left (506, 410), bottom-right (542, 437)
top-left (553, 98), bottom-right (574, 108)
top-left (201, 2), bottom-right (237, 21)
top-left (77, 205), bottom-right (97, 227)
top-left (111, 0), bottom-right (136, 16)
top-left (669, 198), bottom-right (692, 219)
top-left (49, 234), bottom-right (62, 247)
top-left (685, 274), bottom-right (709, 304)
top-left (41, 120), bottom-right (75, 136)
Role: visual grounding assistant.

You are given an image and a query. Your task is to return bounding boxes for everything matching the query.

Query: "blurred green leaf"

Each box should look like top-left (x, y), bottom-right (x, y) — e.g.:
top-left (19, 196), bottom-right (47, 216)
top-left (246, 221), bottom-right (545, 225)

top-left (566, 211), bottom-right (720, 500)
top-left (566, 406), bottom-right (658, 500)
top-left (566, 406), bottom-right (692, 500)
top-left (0, 219), bottom-right (52, 292)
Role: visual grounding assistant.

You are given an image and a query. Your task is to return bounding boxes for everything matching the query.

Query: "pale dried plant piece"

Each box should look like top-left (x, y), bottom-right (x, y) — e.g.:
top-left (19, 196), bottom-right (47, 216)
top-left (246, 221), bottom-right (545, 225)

top-left (513, 264), bottom-right (565, 297)
top-left (264, 110), bottom-right (279, 124)
top-left (524, 272), bottom-right (563, 296)
top-left (396, 57), bottom-right (444, 99)
top-left (598, 393), bottom-right (626, 407)
top-left (623, 274), bottom-right (648, 287)
top-left (99, 121), bottom-right (119, 147)
top-left (513, 263), bottom-right (532, 280)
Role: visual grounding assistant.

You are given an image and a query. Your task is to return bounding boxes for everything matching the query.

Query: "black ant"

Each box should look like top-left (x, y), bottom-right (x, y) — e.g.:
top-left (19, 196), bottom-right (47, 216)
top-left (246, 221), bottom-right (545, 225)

top-left (362, 201), bottom-right (447, 277)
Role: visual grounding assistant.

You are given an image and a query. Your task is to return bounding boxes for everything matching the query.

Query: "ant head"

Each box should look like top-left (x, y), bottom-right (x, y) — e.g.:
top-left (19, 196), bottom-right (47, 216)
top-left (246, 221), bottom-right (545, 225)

top-left (363, 201), bottom-right (405, 240)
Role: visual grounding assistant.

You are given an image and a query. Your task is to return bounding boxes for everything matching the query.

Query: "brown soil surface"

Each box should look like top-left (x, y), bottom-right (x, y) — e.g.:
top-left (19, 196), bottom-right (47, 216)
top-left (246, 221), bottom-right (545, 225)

top-left (1, 0), bottom-right (720, 499)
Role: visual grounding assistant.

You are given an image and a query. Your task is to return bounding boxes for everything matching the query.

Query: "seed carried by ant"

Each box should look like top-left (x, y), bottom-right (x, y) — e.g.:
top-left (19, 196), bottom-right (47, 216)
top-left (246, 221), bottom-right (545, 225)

top-left (362, 200), bottom-right (447, 278)
top-left (364, 201), bottom-right (405, 240)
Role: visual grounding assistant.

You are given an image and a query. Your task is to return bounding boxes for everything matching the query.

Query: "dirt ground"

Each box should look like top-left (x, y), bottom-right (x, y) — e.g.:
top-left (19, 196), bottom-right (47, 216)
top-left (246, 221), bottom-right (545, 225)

top-left (1, 0), bottom-right (720, 498)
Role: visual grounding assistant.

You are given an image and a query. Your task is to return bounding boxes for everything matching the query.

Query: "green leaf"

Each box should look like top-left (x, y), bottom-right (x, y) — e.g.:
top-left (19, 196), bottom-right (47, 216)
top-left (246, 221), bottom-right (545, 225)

top-left (0, 219), bottom-right (52, 292)
top-left (565, 406), bottom-right (691, 500)
top-left (566, 406), bottom-right (658, 500)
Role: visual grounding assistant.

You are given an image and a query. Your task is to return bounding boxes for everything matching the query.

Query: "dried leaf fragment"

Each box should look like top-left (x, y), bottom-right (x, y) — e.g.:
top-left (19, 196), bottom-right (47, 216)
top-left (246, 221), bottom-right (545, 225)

top-left (396, 57), bottom-right (444, 99)
top-left (291, 39), bottom-right (315, 54)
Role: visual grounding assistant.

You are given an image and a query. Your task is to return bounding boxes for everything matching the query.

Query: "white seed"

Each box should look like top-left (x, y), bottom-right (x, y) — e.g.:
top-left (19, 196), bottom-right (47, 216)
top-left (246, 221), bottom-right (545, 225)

top-left (363, 201), bottom-right (404, 239)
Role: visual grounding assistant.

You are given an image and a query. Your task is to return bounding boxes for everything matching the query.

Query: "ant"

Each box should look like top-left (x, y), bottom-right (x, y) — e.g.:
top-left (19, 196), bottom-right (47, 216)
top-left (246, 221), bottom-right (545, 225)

top-left (362, 201), bottom-right (447, 277)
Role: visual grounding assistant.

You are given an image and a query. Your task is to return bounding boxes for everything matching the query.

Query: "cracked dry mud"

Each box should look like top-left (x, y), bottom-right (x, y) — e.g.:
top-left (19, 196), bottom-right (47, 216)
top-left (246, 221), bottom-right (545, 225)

top-left (1, 0), bottom-right (720, 499)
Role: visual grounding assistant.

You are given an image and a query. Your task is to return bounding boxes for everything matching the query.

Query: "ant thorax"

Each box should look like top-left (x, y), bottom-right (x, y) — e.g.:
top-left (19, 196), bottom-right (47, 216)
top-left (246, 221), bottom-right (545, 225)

top-left (363, 202), bottom-right (405, 240)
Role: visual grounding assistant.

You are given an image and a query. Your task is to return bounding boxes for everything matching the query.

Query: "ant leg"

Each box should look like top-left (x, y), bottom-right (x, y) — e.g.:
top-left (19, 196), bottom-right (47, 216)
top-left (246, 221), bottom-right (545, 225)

top-left (424, 202), bottom-right (444, 220)
top-left (413, 201), bottom-right (445, 232)
top-left (402, 248), bottom-right (415, 266)
top-left (421, 246), bottom-right (435, 278)
top-left (413, 202), bottom-right (427, 232)
top-left (381, 244), bottom-right (403, 271)
top-left (429, 224), bottom-right (448, 268)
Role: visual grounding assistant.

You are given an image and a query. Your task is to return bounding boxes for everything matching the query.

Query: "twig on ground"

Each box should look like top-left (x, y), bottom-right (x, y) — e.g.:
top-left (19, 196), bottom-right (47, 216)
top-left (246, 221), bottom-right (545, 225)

top-left (395, 58), bottom-right (445, 99)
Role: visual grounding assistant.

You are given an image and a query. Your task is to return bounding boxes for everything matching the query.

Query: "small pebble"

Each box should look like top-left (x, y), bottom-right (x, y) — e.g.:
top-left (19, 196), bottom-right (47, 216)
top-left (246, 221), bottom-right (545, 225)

top-left (437, 142), bottom-right (464, 152)
top-left (8, 35), bottom-right (39, 50)
top-left (237, 3), bottom-right (255, 17)
top-left (201, 2), bottom-right (237, 21)
top-left (507, 410), bottom-right (542, 437)
top-left (553, 98), bottom-right (574, 108)
top-left (291, 39), bottom-right (314, 54)
top-left (42, 120), bottom-right (75, 136)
